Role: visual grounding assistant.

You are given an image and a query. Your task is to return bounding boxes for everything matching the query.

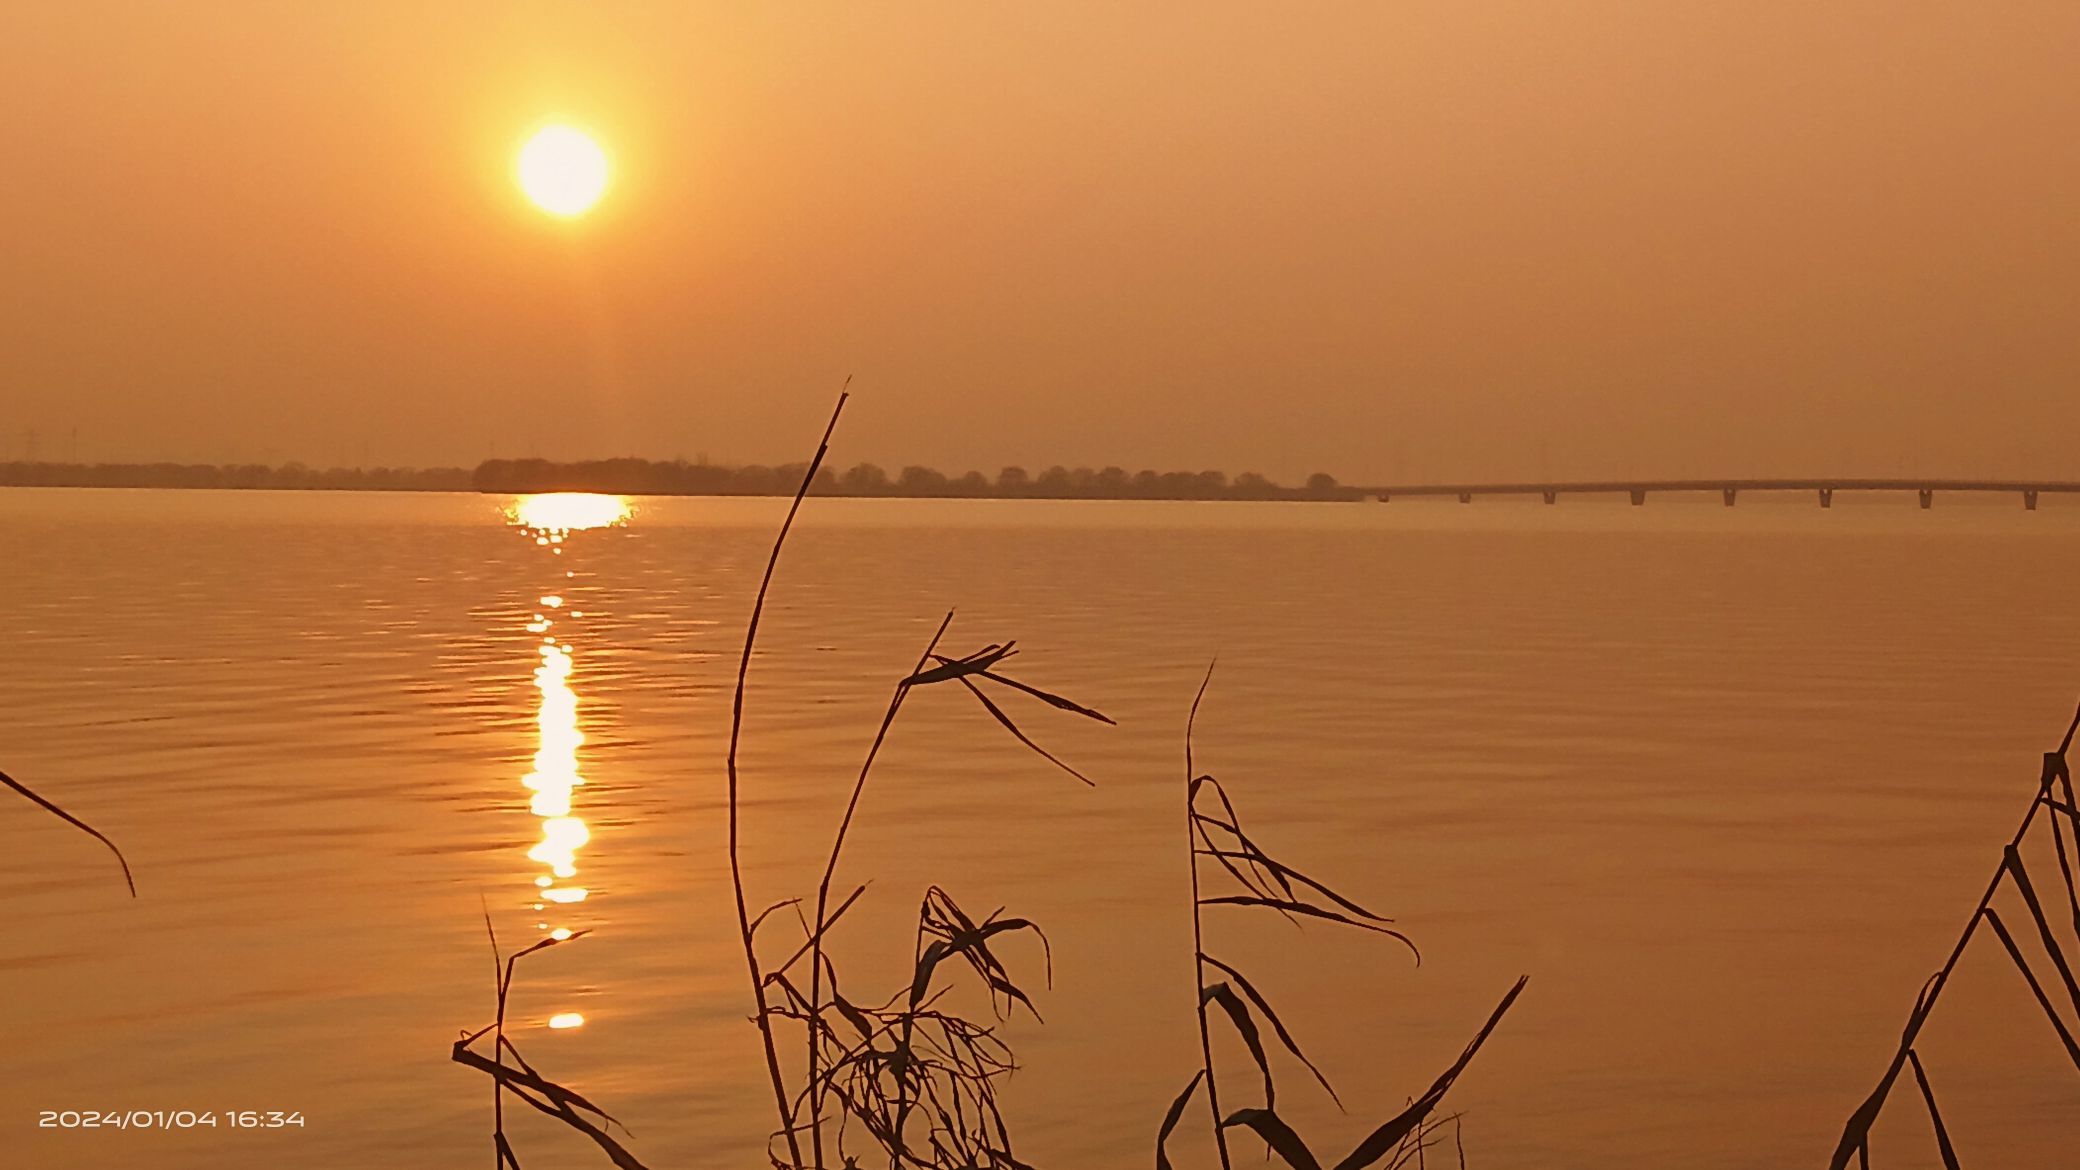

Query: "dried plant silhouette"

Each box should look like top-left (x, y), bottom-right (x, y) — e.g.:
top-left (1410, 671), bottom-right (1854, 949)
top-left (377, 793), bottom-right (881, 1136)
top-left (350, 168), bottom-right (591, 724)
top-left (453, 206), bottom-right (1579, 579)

top-left (0, 765), bottom-right (135, 896)
top-left (764, 885), bottom-right (1053, 1167)
top-left (1829, 702), bottom-right (2080, 1170)
top-left (451, 914), bottom-right (648, 1170)
top-left (445, 389), bottom-right (1106, 1169)
top-left (726, 390), bottom-right (1111, 1167)
top-left (1158, 670), bottom-right (1526, 1170)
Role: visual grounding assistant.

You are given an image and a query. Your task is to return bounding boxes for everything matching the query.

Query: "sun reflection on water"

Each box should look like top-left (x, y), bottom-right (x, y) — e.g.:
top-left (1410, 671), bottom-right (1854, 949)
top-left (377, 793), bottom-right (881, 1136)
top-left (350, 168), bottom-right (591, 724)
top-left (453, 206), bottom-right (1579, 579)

top-left (524, 638), bottom-right (590, 893)
top-left (510, 493), bottom-right (631, 539)
top-left (504, 493), bottom-right (628, 1030)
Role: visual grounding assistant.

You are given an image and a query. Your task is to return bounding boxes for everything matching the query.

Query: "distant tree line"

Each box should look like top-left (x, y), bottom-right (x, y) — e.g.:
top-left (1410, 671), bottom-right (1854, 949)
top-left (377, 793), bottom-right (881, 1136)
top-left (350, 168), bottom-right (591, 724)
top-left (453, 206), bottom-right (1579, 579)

top-left (0, 461), bottom-right (472, 491)
top-left (471, 458), bottom-right (1363, 501)
top-left (0, 458), bottom-right (1365, 501)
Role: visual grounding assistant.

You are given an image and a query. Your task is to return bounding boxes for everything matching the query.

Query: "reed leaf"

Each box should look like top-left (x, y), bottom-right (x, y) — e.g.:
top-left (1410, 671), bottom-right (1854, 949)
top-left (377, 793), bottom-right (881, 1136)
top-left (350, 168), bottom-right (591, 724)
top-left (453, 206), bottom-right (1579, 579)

top-left (1197, 848), bottom-right (1396, 926)
top-left (913, 888), bottom-right (1050, 1021)
top-left (1203, 980), bottom-right (1277, 1107)
top-left (903, 644), bottom-right (1017, 686)
top-left (967, 668), bottom-right (1116, 724)
top-left (0, 766), bottom-right (135, 896)
top-left (1221, 1107), bottom-right (1322, 1170)
top-left (2004, 845), bottom-right (2080, 1020)
top-left (953, 676), bottom-right (1097, 787)
top-left (1980, 906), bottom-right (2080, 1071)
top-left (2051, 752), bottom-right (2080, 949)
top-left (451, 1045), bottom-right (649, 1170)
top-left (1331, 976), bottom-right (1529, 1170)
top-left (1156, 1071), bottom-right (1206, 1170)
top-left (452, 922), bottom-right (644, 1170)
top-left (1905, 1049), bottom-right (1960, 1170)
top-left (1198, 896), bottom-right (1420, 958)
top-left (1199, 953), bottom-right (1341, 1107)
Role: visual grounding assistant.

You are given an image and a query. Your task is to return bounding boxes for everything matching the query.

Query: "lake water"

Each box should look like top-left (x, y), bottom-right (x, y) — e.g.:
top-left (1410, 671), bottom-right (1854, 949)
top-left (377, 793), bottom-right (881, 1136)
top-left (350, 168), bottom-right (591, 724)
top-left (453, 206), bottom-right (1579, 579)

top-left (5, 487), bottom-right (2080, 1169)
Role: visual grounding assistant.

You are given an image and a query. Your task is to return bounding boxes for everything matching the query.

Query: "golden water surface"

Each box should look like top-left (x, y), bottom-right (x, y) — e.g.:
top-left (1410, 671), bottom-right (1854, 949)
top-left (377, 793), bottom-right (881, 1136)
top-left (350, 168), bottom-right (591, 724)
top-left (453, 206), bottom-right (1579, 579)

top-left (4, 488), bottom-right (2080, 1169)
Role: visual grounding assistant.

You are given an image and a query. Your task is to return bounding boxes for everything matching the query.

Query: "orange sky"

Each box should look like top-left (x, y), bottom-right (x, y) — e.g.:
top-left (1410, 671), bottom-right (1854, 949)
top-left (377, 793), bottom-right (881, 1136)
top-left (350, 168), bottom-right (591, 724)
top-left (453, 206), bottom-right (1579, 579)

top-left (2, 3), bottom-right (2076, 481)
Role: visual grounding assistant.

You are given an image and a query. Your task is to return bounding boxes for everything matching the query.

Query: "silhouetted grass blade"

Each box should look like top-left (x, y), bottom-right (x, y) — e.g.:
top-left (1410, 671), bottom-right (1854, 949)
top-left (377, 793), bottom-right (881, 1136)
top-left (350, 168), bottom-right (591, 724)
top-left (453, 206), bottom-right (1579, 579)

top-left (1198, 847), bottom-right (1394, 925)
top-left (451, 1043), bottom-right (650, 1170)
top-left (1197, 896), bottom-right (1419, 959)
top-left (1905, 1049), bottom-right (1961, 1170)
top-left (1330, 976), bottom-right (1528, 1170)
top-left (953, 676), bottom-right (1097, 786)
top-left (1220, 1107), bottom-right (1323, 1170)
top-left (914, 888), bottom-right (1051, 1020)
top-left (0, 766), bottom-right (135, 896)
top-left (1979, 907), bottom-right (2080, 1069)
top-left (1156, 1071), bottom-right (1206, 1170)
top-left (749, 897), bottom-right (803, 937)
top-left (1203, 981), bottom-right (1278, 1107)
top-left (1200, 953), bottom-right (1341, 1107)
top-left (903, 643), bottom-right (1017, 686)
top-left (969, 667), bottom-right (1116, 724)
top-left (767, 883), bottom-right (869, 977)
top-left (2002, 845), bottom-right (2080, 1018)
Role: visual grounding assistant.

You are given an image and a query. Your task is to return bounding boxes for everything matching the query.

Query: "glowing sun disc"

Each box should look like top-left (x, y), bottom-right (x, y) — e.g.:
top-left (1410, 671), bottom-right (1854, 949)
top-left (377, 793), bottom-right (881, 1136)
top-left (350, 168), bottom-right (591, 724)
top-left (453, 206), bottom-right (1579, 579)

top-left (517, 125), bottom-right (609, 218)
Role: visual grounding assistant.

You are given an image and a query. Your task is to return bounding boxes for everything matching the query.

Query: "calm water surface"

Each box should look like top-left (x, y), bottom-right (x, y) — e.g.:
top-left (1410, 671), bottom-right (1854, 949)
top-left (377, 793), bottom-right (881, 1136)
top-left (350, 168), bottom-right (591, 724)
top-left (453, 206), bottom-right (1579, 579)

top-left (5, 488), bottom-right (2080, 1169)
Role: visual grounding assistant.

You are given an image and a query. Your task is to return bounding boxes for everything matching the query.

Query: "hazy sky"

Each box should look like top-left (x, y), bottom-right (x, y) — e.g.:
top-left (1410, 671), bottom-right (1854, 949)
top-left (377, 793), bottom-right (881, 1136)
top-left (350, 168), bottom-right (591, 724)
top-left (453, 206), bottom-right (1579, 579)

top-left (2, 3), bottom-right (2076, 482)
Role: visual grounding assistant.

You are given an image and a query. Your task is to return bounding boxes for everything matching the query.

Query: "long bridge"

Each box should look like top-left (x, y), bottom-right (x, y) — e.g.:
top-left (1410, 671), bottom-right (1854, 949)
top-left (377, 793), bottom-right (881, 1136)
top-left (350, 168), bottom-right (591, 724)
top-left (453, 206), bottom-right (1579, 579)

top-left (1357, 479), bottom-right (2078, 509)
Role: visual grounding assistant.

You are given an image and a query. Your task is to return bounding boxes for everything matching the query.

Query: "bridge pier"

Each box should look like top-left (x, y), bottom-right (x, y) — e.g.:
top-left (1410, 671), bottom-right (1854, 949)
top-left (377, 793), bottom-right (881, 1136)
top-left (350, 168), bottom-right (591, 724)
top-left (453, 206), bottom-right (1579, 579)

top-left (1818, 488), bottom-right (1834, 508)
top-left (1919, 489), bottom-right (1934, 509)
top-left (1542, 490), bottom-right (1556, 505)
top-left (1377, 493), bottom-right (1390, 503)
top-left (1629, 489), bottom-right (1646, 506)
top-left (1723, 488), bottom-right (1737, 506)
top-left (2026, 490), bottom-right (2040, 511)
top-left (1458, 491), bottom-right (1472, 504)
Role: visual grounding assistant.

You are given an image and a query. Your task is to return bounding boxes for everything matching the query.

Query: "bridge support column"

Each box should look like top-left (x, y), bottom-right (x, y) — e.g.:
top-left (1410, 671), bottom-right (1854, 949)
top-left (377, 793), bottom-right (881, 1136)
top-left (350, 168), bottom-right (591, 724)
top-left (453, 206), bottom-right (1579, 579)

top-left (1818, 488), bottom-right (1834, 508)
top-left (1458, 491), bottom-right (1472, 504)
top-left (1629, 489), bottom-right (1646, 506)
top-left (2026, 490), bottom-right (2040, 511)
top-left (1377, 493), bottom-right (1390, 503)
top-left (1722, 488), bottom-right (1737, 507)
top-left (1542, 490), bottom-right (1556, 505)
top-left (1919, 489), bottom-right (1934, 510)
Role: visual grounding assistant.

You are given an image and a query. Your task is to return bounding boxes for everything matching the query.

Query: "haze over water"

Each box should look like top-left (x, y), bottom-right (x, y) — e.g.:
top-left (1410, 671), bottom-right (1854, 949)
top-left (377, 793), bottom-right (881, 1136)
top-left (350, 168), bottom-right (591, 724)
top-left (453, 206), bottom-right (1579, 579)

top-left (5, 487), bottom-right (2080, 1168)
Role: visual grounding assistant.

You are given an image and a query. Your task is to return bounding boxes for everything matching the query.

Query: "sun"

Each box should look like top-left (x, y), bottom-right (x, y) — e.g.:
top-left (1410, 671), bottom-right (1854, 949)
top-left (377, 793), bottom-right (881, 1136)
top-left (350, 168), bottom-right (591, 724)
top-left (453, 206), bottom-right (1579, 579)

top-left (516, 125), bottom-right (610, 218)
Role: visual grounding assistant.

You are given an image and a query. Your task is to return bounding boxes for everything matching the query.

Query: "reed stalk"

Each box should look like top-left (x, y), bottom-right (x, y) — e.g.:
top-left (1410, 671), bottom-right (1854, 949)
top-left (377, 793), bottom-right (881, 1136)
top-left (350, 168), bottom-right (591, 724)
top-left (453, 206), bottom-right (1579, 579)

top-left (1185, 668), bottom-right (1234, 1170)
top-left (800, 611), bottom-right (953, 1163)
top-left (1159, 672), bottom-right (1523, 1170)
top-left (727, 389), bottom-right (850, 1165)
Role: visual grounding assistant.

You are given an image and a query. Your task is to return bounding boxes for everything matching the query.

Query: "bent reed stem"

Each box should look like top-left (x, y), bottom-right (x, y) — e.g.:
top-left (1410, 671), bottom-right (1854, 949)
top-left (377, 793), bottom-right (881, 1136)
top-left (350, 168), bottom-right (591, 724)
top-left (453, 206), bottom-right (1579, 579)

top-left (728, 386), bottom-right (848, 1169)
top-left (1185, 663), bottom-right (1234, 1170)
top-left (802, 609), bottom-right (954, 1164)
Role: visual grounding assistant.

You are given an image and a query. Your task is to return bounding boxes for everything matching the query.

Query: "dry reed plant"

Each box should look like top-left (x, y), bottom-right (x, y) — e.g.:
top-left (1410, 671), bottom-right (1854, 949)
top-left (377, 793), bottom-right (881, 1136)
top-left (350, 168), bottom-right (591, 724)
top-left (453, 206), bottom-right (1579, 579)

top-left (1830, 703), bottom-right (2080, 1169)
top-left (1157, 670), bottom-right (1526, 1170)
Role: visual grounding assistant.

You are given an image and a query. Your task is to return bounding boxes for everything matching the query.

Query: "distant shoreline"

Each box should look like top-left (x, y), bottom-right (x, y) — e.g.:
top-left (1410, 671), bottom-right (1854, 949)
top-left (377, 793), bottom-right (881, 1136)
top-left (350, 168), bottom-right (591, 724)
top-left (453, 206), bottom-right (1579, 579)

top-left (0, 459), bottom-right (1364, 502)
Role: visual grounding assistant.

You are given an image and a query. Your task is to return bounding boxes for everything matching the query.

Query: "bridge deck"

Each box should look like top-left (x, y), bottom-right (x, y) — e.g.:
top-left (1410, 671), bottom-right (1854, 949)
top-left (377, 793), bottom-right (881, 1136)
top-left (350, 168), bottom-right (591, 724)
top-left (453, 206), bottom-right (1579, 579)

top-left (1360, 479), bottom-right (2079, 506)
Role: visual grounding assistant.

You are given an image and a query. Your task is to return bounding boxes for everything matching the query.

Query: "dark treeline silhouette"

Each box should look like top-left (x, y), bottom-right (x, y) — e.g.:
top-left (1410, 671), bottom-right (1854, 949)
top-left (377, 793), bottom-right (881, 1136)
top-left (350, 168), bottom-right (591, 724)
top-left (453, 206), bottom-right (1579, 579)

top-left (0, 461), bottom-right (472, 491)
top-left (472, 457), bottom-right (1363, 500)
top-left (0, 458), bottom-right (1365, 501)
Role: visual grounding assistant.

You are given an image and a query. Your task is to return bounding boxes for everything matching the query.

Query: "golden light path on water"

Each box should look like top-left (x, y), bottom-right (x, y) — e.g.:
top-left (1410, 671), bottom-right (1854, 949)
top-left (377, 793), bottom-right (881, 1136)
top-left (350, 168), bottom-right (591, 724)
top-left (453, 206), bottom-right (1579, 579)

top-left (505, 493), bottom-right (631, 1030)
